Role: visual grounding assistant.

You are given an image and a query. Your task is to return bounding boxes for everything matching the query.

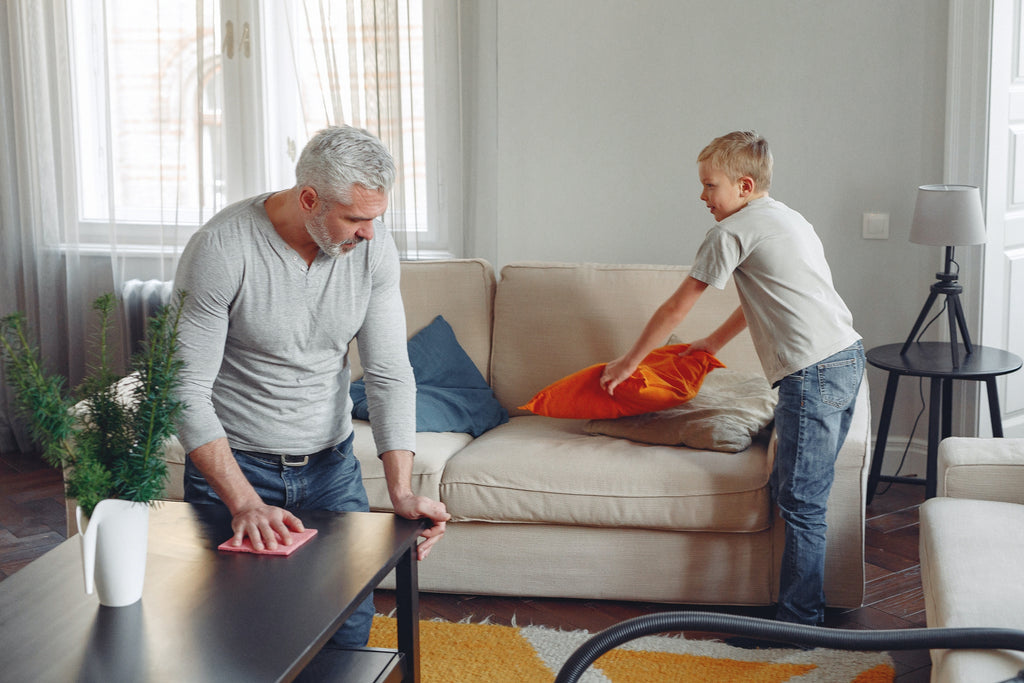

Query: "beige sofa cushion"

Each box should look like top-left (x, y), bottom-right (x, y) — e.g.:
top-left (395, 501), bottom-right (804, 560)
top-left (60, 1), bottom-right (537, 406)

top-left (920, 497), bottom-right (1024, 682)
top-left (439, 416), bottom-right (773, 532)
top-left (583, 369), bottom-right (777, 452)
top-left (350, 258), bottom-right (496, 380)
top-left (352, 420), bottom-right (473, 511)
top-left (938, 437), bottom-right (1024, 502)
top-left (490, 262), bottom-right (761, 416)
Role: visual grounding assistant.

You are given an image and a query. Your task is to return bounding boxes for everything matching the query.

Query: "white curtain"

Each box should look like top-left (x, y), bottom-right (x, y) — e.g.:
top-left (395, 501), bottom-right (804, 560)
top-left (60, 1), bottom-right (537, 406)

top-left (279, 0), bottom-right (425, 255)
top-left (0, 1), bottom-right (93, 453)
top-left (0, 0), bottom-right (426, 454)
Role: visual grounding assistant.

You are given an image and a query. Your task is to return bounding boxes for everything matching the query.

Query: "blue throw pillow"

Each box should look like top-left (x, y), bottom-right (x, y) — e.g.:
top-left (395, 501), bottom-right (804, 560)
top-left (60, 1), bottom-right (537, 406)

top-left (350, 315), bottom-right (509, 436)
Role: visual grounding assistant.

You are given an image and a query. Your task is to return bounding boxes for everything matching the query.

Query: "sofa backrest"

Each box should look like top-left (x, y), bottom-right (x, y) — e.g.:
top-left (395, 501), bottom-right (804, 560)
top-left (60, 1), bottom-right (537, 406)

top-left (348, 258), bottom-right (497, 381)
top-left (490, 261), bottom-right (761, 415)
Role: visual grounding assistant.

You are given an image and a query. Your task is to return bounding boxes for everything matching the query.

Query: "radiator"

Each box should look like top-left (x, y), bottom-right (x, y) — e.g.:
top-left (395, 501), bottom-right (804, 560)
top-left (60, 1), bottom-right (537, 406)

top-left (121, 279), bottom-right (174, 355)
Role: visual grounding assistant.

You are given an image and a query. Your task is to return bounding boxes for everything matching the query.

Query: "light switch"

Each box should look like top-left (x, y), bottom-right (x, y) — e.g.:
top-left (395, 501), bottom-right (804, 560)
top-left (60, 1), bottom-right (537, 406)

top-left (862, 212), bottom-right (889, 240)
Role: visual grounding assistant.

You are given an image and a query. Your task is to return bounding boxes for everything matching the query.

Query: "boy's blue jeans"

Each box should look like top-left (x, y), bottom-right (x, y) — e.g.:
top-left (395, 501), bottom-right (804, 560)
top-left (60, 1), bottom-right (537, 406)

top-left (183, 432), bottom-right (374, 649)
top-left (771, 341), bottom-right (865, 626)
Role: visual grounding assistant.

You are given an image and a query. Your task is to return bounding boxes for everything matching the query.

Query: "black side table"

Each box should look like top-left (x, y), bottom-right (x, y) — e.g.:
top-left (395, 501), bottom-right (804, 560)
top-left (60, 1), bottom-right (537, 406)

top-left (866, 342), bottom-right (1022, 503)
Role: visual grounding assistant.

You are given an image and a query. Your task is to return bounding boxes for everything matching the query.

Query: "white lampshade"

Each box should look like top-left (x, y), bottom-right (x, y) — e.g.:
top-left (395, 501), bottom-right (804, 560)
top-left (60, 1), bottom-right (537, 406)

top-left (909, 184), bottom-right (986, 246)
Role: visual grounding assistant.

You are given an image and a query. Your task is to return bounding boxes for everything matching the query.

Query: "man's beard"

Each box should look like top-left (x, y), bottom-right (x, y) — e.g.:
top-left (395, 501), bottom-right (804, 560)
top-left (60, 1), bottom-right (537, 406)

top-left (306, 210), bottom-right (361, 259)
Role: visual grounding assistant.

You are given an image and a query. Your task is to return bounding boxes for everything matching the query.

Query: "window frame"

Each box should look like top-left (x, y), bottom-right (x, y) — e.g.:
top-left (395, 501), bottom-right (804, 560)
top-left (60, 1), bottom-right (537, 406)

top-left (65, 0), bottom-right (450, 258)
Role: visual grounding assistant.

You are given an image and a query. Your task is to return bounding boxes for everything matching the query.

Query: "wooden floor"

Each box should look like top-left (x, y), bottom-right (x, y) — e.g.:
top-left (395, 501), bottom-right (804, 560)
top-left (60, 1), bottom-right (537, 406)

top-left (0, 450), bottom-right (931, 681)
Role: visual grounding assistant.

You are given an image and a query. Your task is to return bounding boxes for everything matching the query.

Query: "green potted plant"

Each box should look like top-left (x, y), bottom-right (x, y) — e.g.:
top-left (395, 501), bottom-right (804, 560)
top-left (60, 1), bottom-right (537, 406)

top-left (0, 291), bottom-right (186, 606)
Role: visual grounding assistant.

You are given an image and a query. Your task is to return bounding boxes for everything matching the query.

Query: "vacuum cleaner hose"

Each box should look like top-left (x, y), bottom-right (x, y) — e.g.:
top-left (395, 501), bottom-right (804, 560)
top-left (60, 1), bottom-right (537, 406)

top-left (554, 611), bottom-right (1024, 683)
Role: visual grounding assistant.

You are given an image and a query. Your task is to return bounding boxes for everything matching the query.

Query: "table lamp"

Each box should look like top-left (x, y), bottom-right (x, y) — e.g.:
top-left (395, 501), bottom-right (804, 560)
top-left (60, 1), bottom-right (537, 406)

top-left (900, 184), bottom-right (987, 368)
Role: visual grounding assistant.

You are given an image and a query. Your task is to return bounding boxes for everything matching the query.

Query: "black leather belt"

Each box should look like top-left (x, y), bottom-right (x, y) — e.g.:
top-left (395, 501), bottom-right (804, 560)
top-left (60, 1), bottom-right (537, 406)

top-left (240, 451), bottom-right (311, 467)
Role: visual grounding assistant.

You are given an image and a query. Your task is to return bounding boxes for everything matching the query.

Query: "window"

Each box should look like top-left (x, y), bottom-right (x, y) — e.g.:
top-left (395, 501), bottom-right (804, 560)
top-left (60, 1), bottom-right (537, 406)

top-left (68, 0), bottom-right (433, 254)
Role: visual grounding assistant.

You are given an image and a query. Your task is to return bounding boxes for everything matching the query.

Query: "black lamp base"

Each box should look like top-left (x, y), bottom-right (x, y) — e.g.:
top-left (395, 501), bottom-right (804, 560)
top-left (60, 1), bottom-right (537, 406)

top-left (901, 246), bottom-right (973, 369)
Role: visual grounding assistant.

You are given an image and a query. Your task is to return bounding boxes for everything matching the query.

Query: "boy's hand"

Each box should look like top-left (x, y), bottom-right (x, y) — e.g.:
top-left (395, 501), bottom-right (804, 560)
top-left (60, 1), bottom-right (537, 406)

top-left (600, 357), bottom-right (636, 396)
top-left (679, 336), bottom-right (719, 357)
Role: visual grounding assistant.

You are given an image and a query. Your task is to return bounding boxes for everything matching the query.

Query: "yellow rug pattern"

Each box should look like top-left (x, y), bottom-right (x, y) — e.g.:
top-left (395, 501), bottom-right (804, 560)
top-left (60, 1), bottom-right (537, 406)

top-left (369, 615), bottom-right (895, 682)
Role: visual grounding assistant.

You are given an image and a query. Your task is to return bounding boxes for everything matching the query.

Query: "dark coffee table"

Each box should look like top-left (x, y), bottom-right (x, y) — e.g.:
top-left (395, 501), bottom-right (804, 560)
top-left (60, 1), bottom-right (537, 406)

top-left (0, 501), bottom-right (427, 682)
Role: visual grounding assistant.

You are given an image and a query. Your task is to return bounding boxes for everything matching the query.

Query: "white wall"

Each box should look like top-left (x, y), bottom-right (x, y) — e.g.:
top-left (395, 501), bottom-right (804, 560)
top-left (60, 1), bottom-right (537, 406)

top-left (459, 0), bottom-right (953, 473)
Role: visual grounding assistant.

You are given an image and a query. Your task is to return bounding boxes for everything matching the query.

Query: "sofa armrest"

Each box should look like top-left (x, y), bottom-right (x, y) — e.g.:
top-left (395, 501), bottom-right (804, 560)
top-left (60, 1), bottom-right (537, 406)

top-left (937, 436), bottom-right (1024, 503)
top-left (819, 376), bottom-right (872, 608)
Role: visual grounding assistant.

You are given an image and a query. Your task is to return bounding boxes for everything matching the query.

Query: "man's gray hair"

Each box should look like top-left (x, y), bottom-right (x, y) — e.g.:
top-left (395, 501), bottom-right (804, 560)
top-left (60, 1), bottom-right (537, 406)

top-left (295, 125), bottom-right (396, 204)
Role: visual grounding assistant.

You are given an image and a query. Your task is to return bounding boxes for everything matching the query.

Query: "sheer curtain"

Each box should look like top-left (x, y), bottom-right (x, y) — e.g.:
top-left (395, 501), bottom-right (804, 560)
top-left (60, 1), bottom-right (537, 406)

top-left (274, 0), bottom-right (426, 255)
top-left (0, 1), bottom-right (92, 453)
top-left (0, 0), bottom-right (429, 454)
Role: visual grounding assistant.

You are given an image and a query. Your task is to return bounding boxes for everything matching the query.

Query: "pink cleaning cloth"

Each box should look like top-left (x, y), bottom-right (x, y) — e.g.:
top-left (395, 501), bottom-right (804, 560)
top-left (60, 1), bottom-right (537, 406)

top-left (218, 528), bottom-right (318, 555)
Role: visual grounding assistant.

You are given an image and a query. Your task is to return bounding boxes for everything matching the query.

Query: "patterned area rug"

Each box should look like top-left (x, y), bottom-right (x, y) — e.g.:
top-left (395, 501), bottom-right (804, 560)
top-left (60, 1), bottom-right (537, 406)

top-left (369, 615), bottom-right (895, 682)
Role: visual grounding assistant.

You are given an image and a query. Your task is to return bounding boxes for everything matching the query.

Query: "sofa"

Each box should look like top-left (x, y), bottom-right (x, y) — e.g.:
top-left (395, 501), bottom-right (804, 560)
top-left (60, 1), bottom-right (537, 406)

top-left (920, 436), bottom-right (1024, 681)
top-left (65, 258), bottom-right (873, 609)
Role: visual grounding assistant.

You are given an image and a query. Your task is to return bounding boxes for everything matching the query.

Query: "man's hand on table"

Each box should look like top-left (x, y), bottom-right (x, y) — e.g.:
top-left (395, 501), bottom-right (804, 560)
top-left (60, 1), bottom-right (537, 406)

top-left (392, 493), bottom-right (450, 561)
top-left (382, 449), bottom-right (451, 560)
top-left (229, 502), bottom-right (306, 552)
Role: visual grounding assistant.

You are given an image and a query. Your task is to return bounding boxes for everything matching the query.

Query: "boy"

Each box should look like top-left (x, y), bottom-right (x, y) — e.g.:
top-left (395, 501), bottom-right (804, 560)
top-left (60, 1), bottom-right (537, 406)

top-left (600, 131), bottom-right (864, 628)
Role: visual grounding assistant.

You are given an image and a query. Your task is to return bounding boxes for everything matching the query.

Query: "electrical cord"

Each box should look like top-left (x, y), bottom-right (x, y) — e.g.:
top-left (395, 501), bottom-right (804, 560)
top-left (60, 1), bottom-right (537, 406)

top-left (874, 376), bottom-right (926, 497)
top-left (554, 611), bottom-right (1024, 683)
top-left (876, 294), bottom-right (949, 495)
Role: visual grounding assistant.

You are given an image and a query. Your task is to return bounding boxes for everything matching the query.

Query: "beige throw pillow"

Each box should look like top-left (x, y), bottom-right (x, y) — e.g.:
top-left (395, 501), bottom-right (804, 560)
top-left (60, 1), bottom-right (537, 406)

top-left (583, 369), bottom-right (777, 452)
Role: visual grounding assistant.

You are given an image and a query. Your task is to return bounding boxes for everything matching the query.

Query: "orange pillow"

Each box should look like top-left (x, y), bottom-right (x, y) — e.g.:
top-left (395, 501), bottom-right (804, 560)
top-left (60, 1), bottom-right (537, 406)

top-left (519, 344), bottom-right (725, 419)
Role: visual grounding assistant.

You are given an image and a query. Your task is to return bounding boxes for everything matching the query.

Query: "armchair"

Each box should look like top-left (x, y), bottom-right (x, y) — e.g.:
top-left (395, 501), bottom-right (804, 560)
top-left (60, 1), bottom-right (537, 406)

top-left (920, 437), bottom-right (1024, 682)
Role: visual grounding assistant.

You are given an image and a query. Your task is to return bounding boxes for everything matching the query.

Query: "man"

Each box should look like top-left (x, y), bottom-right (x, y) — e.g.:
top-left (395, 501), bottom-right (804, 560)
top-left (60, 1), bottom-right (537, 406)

top-left (173, 125), bottom-right (449, 648)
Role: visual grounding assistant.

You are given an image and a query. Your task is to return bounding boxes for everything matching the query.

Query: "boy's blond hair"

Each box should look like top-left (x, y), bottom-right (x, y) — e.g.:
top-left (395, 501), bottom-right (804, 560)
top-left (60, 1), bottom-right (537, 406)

top-left (698, 131), bottom-right (773, 191)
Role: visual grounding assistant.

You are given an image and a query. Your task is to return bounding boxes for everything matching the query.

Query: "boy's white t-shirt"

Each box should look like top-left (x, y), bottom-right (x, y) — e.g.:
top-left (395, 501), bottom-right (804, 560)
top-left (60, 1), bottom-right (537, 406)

top-left (689, 196), bottom-right (860, 385)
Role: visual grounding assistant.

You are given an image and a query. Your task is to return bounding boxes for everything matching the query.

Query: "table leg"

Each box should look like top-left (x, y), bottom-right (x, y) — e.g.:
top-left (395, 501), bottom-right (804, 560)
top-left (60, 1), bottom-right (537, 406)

top-left (867, 372), bottom-right (900, 505)
top-left (986, 377), bottom-right (1005, 438)
top-left (395, 545), bottom-right (420, 683)
top-left (926, 377), bottom-right (942, 499)
top-left (941, 377), bottom-right (953, 440)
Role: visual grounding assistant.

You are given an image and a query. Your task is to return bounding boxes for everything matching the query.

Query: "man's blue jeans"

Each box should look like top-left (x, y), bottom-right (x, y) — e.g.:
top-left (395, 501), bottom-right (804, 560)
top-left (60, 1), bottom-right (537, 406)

top-left (771, 341), bottom-right (865, 626)
top-left (184, 433), bottom-right (374, 649)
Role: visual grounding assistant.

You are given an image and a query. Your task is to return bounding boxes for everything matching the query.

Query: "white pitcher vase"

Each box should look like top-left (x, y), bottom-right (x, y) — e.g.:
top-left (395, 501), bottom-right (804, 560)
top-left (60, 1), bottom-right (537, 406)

top-left (77, 499), bottom-right (150, 607)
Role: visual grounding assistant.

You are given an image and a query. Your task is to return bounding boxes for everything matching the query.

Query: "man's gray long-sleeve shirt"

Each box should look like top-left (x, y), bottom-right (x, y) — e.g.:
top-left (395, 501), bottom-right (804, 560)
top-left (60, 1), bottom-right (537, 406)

top-left (172, 193), bottom-right (415, 457)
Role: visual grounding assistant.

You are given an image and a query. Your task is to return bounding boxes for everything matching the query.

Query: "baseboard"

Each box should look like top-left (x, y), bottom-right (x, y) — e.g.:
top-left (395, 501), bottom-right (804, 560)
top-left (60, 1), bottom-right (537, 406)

top-left (877, 439), bottom-right (929, 482)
